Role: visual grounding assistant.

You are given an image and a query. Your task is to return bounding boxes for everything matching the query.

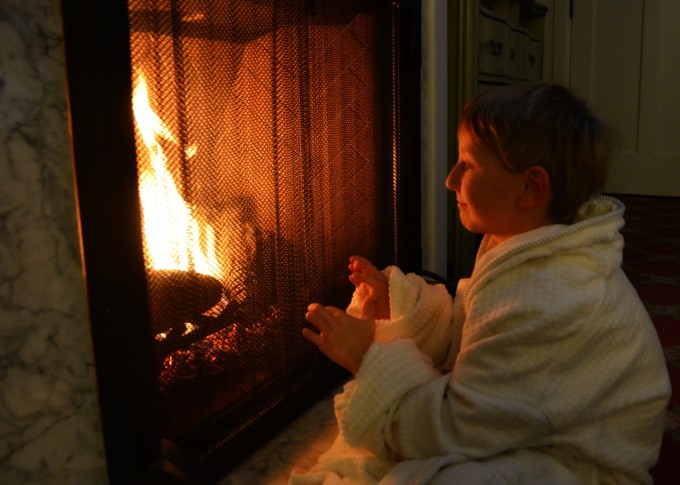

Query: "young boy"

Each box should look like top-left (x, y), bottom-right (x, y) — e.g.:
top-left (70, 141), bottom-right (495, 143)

top-left (293, 83), bottom-right (671, 484)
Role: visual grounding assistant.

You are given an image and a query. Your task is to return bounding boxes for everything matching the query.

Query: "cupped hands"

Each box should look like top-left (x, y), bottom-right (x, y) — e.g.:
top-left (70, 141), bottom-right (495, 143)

top-left (302, 294), bottom-right (376, 375)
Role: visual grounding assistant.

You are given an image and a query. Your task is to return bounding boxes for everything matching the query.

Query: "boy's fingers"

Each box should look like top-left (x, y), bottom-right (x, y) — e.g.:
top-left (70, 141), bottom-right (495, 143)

top-left (306, 303), bottom-right (344, 328)
top-left (307, 302), bottom-right (331, 319)
top-left (361, 294), bottom-right (376, 321)
top-left (302, 327), bottom-right (324, 347)
top-left (351, 272), bottom-right (380, 286)
top-left (325, 305), bottom-right (343, 317)
top-left (348, 258), bottom-right (360, 272)
top-left (305, 307), bottom-right (330, 333)
top-left (349, 255), bottom-right (371, 271)
top-left (313, 303), bottom-right (341, 317)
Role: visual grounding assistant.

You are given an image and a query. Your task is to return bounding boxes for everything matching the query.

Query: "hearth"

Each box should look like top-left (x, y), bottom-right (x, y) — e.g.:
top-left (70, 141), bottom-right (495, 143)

top-left (61, 0), bottom-right (421, 483)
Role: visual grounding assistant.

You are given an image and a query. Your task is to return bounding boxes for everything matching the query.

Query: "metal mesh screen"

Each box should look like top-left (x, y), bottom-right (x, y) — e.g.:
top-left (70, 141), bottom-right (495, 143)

top-left (127, 0), bottom-right (398, 453)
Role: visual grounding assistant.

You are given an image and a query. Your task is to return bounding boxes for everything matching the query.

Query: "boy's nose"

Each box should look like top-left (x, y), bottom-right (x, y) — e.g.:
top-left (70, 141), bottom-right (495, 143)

top-left (445, 165), bottom-right (460, 192)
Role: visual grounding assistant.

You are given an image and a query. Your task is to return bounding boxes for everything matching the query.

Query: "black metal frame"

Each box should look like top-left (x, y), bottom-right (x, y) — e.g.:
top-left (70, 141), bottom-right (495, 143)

top-left (61, 1), bottom-right (164, 482)
top-left (60, 1), bottom-right (421, 483)
top-left (393, 0), bottom-right (423, 274)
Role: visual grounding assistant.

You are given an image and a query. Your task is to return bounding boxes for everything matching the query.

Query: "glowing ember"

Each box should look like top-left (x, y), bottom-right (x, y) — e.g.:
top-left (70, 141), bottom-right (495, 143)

top-left (132, 73), bottom-right (221, 279)
top-left (158, 306), bottom-right (282, 385)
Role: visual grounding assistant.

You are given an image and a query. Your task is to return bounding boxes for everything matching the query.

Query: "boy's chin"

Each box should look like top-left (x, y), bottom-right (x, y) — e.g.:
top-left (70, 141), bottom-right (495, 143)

top-left (457, 216), bottom-right (477, 234)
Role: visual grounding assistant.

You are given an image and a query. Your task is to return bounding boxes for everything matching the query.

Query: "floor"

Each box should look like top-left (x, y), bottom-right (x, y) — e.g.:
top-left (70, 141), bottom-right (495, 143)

top-left (614, 194), bottom-right (680, 484)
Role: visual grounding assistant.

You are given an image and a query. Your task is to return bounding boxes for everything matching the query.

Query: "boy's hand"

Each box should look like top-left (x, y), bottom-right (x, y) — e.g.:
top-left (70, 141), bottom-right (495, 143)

top-left (348, 255), bottom-right (390, 320)
top-left (302, 294), bottom-right (376, 375)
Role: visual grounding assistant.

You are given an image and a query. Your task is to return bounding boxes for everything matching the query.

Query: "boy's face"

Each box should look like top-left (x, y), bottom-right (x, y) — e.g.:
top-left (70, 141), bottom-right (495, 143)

top-left (446, 129), bottom-right (530, 245)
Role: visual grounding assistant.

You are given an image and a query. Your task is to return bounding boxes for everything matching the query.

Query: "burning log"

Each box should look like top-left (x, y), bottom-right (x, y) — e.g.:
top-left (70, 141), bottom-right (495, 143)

top-left (148, 269), bottom-right (223, 334)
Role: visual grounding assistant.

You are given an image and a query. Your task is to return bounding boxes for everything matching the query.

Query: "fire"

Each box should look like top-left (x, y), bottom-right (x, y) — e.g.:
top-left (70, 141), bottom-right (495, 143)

top-left (132, 73), bottom-right (221, 279)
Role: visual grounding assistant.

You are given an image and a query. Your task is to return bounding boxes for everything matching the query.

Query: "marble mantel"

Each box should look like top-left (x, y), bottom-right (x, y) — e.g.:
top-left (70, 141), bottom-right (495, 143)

top-left (0, 1), bottom-right (108, 484)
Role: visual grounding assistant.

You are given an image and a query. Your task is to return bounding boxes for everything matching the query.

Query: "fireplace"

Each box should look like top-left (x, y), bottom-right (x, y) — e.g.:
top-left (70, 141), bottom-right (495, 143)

top-left (61, 0), bottom-right (421, 483)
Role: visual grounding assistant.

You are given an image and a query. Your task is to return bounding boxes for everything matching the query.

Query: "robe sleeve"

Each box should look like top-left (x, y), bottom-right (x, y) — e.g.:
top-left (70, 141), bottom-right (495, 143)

top-left (334, 265), bottom-right (669, 470)
top-left (334, 337), bottom-right (554, 462)
top-left (346, 266), bottom-right (457, 369)
top-left (335, 273), bottom-right (581, 461)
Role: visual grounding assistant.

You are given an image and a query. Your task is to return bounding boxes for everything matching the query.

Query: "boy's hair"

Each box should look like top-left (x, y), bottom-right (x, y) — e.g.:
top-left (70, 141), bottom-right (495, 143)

top-left (459, 83), bottom-right (614, 224)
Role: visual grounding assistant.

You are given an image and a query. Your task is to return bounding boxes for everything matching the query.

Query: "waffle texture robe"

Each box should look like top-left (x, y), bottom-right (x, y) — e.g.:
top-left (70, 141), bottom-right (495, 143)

top-left (289, 196), bottom-right (671, 485)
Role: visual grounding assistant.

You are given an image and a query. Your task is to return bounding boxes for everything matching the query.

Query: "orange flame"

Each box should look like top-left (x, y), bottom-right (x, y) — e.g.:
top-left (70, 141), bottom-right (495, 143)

top-left (132, 73), bottom-right (221, 279)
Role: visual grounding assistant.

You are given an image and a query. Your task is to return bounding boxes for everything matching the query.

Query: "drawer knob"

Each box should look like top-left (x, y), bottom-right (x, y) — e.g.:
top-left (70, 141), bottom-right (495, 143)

top-left (489, 39), bottom-right (504, 56)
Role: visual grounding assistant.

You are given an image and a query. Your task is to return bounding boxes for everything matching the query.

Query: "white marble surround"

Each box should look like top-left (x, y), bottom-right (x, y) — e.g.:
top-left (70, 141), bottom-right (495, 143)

top-left (0, 1), bottom-right (109, 484)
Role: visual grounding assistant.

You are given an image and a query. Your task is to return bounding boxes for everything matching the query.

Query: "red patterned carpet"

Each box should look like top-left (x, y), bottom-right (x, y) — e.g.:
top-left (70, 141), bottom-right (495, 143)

top-left (615, 194), bottom-right (680, 484)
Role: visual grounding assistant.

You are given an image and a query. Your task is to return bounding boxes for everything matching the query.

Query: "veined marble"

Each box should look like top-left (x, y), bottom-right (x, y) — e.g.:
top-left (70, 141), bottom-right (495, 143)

top-left (0, 1), bottom-right (108, 483)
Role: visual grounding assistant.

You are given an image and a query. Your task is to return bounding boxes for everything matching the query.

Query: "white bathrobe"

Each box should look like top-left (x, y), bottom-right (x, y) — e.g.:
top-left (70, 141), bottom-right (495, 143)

top-left (290, 196), bottom-right (671, 485)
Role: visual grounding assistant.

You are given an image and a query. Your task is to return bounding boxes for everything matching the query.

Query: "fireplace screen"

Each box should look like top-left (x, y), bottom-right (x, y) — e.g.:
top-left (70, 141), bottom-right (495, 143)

top-left (128, 0), bottom-right (402, 449)
top-left (63, 0), bottom-right (420, 482)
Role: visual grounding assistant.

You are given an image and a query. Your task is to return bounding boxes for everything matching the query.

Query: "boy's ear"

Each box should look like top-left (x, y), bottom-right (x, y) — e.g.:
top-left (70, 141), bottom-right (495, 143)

top-left (517, 165), bottom-right (551, 210)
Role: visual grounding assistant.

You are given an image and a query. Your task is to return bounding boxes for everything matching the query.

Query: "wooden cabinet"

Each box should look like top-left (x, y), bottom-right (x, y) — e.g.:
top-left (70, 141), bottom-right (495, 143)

top-left (478, 7), bottom-right (510, 79)
top-left (477, 0), bottom-right (548, 91)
